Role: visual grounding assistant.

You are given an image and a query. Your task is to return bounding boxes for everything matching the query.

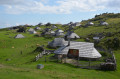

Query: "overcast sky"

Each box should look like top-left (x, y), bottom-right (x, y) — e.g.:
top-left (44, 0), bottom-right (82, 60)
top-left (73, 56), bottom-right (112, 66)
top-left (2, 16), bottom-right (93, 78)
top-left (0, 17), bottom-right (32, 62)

top-left (0, 0), bottom-right (120, 28)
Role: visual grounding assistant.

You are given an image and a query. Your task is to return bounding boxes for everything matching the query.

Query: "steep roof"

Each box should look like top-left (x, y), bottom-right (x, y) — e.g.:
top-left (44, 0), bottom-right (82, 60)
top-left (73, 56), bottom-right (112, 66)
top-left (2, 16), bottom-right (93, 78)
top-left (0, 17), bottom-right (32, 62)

top-left (43, 28), bottom-right (51, 32)
top-left (48, 38), bottom-right (67, 47)
top-left (14, 34), bottom-right (25, 38)
top-left (50, 31), bottom-right (55, 33)
top-left (87, 22), bottom-right (94, 25)
top-left (93, 37), bottom-right (100, 40)
top-left (55, 32), bottom-right (65, 36)
top-left (35, 27), bottom-right (41, 30)
top-left (55, 29), bottom-right (64, 33)
top-left (55, 29), bottom-right (64, 36)
top-left (54, 41), bottom-right (102, 58)
top-left (100, 22), bottom-right (108, 25)
top-left (29, 30), bottom-right (37, 34)
top-left (65, 31), bottom-right (80, 39)
top-left (74, 22), bottom-right (81, 26)
top-left (28, 28), bottom-right (35, 32)
top-left (52, 25), bottom-right (57, 28)
top-left (41, 30), bottom-right (55, 36)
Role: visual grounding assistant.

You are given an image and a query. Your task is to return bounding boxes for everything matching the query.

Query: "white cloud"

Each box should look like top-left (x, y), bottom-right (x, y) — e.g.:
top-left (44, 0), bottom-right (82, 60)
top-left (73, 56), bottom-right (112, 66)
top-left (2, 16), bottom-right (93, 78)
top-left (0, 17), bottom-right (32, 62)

top-left (0, 0), bottom-right (120, 14)
top-left (40, 0), bottom-right (49, 4)
top-left (107, 0), bottom-right (120, 8)
top-left (0, 0), bottom-right (29, 5)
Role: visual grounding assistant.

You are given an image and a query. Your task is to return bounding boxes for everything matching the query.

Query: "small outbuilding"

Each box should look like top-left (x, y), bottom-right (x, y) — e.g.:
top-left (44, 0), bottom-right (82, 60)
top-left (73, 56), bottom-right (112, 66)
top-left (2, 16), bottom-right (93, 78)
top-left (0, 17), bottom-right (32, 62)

top-left (14, 34), bottom-right (25, 38)
top-left (64, 31), bottom-right (80, 40)
top-left (38, 23), bottom-right (43, 26)
top-left (35, 27), bottom-right (41, 30)
top-left (74, 22), bottom-right (81, 26)
top-left (93, 37), bottom-right (100, 40)
top-left (28, 28), bottom-right (35, 32)
top-left (43, 28), bottom-right (51, 32)
top-left (87, 22), bottom-right (94, 26)
top-left (50, 31), bottom-right (55, 36)
top-left (41, 30), bottom-right (55, 36)
top-left (29, 30), bottom-right (37, 34)
top-left (55, 29), bottom-right (64, 36)
top-left (28, 28), bottom-right (37, 34)
top-left (52, 25), bottom-right (57, 29)
top-left (48, 38), bottom-right (67, 48)
top-left (67, 22), bottom-right (73, 26)
top-left (100, 21), bottom-right (109, 26)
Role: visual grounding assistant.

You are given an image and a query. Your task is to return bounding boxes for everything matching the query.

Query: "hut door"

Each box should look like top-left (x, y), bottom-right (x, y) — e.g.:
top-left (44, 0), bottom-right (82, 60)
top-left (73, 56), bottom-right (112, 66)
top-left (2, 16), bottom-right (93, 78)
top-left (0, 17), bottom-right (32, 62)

top-left (68, 49), bottom-right (79, 58)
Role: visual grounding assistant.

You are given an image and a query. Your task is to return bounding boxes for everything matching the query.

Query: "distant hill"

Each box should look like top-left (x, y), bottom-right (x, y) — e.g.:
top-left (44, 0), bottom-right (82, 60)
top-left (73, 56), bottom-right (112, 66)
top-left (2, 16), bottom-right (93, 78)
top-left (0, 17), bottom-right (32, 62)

top-left (74, 13), bottom-right (120, 50)
top-left (1, 13), bottom-right (120, 50)
top-left (81, 13), bottom-right (120, 25)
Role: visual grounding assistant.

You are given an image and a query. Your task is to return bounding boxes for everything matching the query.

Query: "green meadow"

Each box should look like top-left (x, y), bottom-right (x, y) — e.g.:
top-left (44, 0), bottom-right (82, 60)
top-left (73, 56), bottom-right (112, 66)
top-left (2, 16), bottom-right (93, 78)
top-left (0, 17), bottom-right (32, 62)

top-left (0, 26), bottom-right (120, 79)
top-left (0, 13), bottom-right (120, 79)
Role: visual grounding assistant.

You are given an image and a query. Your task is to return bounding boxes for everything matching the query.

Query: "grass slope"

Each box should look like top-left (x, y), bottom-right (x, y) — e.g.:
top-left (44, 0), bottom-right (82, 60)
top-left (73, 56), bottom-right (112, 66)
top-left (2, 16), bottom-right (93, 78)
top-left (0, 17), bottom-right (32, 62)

top-left (1, 13), bottom-right (120, 79)
top-left (0, 29), bottom-right (120, 79)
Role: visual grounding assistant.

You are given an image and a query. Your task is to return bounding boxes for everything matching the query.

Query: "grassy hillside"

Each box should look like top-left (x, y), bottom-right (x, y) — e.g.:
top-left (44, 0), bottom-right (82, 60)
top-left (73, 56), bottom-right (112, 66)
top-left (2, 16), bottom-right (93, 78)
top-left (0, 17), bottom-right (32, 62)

top-left (82, 13), bottom-right (120, 25)
top-left (0, 13), bottom-right (120, 79)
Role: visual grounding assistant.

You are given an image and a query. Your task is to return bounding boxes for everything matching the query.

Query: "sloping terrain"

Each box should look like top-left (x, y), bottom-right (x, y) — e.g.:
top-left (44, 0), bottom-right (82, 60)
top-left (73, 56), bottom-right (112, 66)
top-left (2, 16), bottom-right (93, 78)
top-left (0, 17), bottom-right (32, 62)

top-left (0, 13), bottom-right (120, 79)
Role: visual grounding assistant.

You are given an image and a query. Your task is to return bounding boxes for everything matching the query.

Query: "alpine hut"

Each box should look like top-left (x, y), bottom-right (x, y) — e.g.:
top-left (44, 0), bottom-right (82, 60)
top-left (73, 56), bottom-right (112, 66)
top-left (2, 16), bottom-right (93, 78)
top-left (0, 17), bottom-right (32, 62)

top-left (100, 21), bottom-right (109, 26)
top-left (29, 30), bottom-right (37, 34)
top-left (64, 31), bottom-right (80, 40)
top-left (50, 31), bottom-right (55, 36)
top-left (14, 34), bottom-right (25, 38)
top-left (48, 38), bottom-right (67, 48)
top-left (43, 28), bottom-right (51, 32)
top-left (74, 22), bottom-right (81, 26)
top-left (28, 28), bottom-right (37, 34)
top-left (87, 22), bottom-right (94, 26)
top-left (54, 41), bottom-right (102, 59)
top-left (52, 25), bottom-right (57, 29)
top-left (55, 29), bottom-right (64, 36)
top-left (35, 27), bottom-right (41, 30)
top-left (28, 28), bottom-right (34, 32)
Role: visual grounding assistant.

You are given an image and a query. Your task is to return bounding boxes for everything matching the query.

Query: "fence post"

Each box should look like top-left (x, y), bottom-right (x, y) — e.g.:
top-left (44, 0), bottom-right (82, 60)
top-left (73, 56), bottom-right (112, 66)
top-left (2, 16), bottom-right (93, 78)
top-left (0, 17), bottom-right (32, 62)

top-left (89, 58), bottom-right (91, 69)
top-left (35, 56), bottom-right (37, 61)
top-left (45, 56), bottom-right (47, 62)
top-left (77, 56), bottom-right (79, 67)
top-left (39, 54), bottom-right (40, 58)
top-left (38, 54), bottom-right (39, 58)
top-left (65, 55), bottom-right (67, 63)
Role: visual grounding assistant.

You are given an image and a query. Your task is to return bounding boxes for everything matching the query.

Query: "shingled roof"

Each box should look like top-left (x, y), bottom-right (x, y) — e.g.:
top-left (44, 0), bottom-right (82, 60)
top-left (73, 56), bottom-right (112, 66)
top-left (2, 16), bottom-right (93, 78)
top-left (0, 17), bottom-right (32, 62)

top-left (54, 41), bottom-right (102, 59)
top-left (100, 21), bottom-right (109, 25)
top-left (35, 27), bottom-right (41, 30)
top-left (55, 29), bottom-right (64, 36)
top-left (28, 28), bottom-right (35, 32)
top-left (14, 34), bottom-right (25, 38)
top-left (64, 31), bottom-right (80, 39)
top-left (48, 38), bottom-right (67, 47)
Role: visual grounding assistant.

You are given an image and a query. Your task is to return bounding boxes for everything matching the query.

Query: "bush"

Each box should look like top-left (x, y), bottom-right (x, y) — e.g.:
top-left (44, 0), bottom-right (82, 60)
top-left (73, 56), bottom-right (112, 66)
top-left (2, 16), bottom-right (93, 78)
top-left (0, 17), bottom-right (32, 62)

top-left (34, 46), bottom-right (44, 52)
top-left (100, 51), bottom-right (109, 57)
top-left (17, 27), bottom-right (26, 32)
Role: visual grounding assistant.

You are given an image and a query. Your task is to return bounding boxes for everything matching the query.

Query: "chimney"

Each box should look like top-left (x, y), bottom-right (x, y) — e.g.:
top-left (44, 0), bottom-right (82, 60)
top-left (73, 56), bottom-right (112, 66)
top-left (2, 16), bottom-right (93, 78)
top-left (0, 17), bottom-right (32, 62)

top-left (68, 37), bottom-right (71, 46)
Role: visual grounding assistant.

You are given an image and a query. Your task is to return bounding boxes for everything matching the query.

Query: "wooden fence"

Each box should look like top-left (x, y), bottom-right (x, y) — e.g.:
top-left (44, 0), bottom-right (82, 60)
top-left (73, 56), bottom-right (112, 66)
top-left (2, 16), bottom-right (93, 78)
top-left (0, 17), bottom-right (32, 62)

top-left (35, 50), bottom-right (52, 61)
top-left (111, 51), bottom-right (117, 70)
